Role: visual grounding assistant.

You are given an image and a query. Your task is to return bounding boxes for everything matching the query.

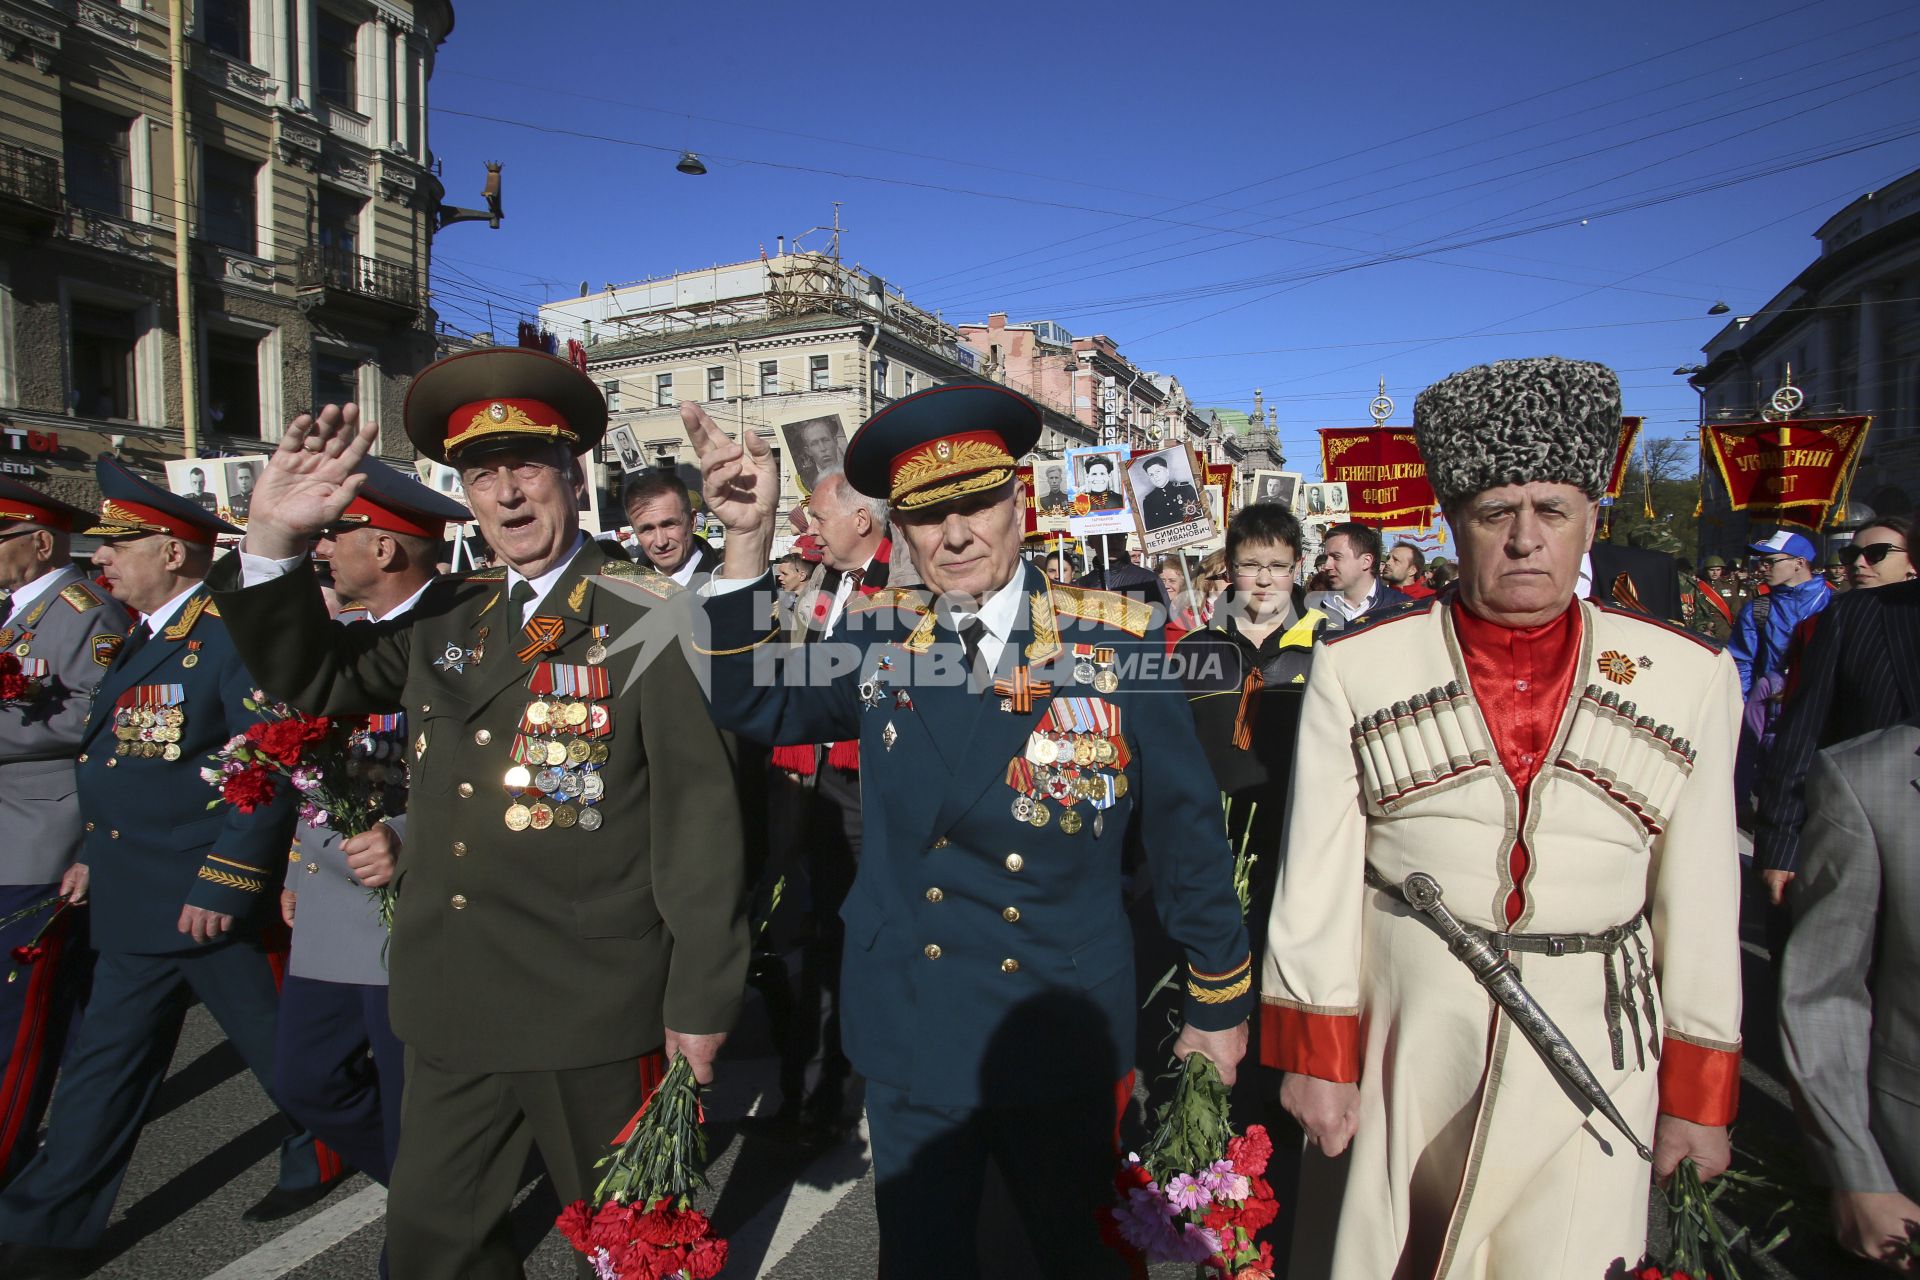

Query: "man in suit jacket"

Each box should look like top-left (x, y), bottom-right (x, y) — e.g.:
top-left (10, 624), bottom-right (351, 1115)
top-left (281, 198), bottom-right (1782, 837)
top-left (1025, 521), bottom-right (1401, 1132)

top-left (0, 460), bottom-right (317, 1278)
top-left (1779, 720), bottom-right (1920, 1267)
top-left (685, 377), bottom-right (1252, 1277)
top-left (1753, 579), bottom-right (1920, 902)
top-left (0, 480), bottom-right (126, 1184)
top-left (271, 460), bottom-right (469, 1216)
top-left (621, 469), bottom-right (718, 586)
top-left (1587, 538), bottom-right (1684, 624)
top-left (209, 348), bottom-right (748, 1280)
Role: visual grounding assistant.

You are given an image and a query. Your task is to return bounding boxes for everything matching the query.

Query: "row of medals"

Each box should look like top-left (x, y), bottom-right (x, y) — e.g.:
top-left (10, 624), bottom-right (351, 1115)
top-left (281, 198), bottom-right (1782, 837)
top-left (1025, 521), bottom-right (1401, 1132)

top-left (503, 696), bottom-right (609, 832)
top-left (114, 705), bottom-right (184, 759)
top-left (1013, 730), bottom-right (1128, 835)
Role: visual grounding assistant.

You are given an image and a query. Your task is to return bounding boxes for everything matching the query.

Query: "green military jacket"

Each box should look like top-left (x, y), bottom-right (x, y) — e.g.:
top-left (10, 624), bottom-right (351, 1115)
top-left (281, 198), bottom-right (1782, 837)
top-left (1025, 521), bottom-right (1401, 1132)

top-left (210, 538), bottom-right (747, 1071)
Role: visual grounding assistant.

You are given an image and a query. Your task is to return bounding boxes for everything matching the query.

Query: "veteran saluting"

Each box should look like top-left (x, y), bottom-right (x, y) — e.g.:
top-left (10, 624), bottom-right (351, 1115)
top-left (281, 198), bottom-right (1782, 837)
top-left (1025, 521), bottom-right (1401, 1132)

top-left (1264, 358), bottom-right (1743, 1279)
top-left (685, 378), bottom-right (1253, 1277)
top-left (206, 348), bottom-right (748, 1280)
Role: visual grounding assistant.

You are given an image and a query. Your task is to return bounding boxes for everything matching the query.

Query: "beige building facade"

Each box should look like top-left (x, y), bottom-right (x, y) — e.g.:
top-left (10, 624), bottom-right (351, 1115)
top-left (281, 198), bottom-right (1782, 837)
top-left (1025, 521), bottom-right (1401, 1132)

top-left (0, 0), bottom-right (456, 508)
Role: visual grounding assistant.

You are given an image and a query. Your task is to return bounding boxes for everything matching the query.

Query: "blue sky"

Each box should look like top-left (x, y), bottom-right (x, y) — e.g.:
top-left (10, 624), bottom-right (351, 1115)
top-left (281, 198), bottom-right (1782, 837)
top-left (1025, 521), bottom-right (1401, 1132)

top-left (423, 0), bottom-right (1919, 472)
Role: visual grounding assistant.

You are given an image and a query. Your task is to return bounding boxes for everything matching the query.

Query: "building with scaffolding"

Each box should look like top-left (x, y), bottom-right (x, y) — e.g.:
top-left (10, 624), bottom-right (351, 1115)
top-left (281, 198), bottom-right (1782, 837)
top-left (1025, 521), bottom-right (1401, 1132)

top-left (956, 312), bottom-right (1211, 456)
top-left (542, 249), bottom-right (1096, 520)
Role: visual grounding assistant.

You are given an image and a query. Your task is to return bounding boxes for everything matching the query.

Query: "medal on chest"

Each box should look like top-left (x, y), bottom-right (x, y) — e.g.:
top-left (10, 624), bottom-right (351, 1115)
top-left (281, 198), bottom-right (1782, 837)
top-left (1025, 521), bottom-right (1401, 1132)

top-left (503, 661), bottom-right (612, 832)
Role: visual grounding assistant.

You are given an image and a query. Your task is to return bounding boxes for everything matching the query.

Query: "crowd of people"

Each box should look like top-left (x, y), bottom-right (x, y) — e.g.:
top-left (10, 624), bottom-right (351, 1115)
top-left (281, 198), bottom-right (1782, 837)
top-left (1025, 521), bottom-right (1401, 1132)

top-left (0, 347), bottom-right (1912, 1279)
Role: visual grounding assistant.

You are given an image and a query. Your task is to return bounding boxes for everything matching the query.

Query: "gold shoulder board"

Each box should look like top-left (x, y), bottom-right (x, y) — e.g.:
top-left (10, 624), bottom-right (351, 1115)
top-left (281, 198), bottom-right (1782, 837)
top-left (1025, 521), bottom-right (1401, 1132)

top-left (598, 562), bottom-right (683, 599)
top-left (1050, 584), bottom-right (1152, 637)
top-left (467, 566), bottom-right (508, 581)
top-left (847, 587), bottom-right (929, 615)
top-left (60, 581), bottom-right (107, 612)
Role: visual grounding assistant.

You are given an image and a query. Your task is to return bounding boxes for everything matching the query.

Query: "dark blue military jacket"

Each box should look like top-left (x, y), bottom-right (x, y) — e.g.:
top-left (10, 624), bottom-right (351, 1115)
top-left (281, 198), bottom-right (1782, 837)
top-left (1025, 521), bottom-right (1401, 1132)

top-left (698, 561), bottom-right (1251, 1106)
top-left (75, 586), bottom-right (297, 954)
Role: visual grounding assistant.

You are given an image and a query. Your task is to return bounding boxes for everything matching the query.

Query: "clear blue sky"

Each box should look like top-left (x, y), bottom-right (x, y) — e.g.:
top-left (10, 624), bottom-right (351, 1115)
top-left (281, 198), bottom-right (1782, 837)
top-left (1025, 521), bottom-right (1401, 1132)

top-left (423, 0), bottom-right (1919, 471)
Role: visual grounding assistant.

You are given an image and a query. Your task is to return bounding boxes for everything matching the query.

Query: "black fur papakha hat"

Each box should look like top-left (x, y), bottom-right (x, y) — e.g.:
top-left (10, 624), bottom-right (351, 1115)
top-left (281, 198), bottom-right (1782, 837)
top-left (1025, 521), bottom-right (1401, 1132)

top-left (1412, 356), bottom-right (1621, 508)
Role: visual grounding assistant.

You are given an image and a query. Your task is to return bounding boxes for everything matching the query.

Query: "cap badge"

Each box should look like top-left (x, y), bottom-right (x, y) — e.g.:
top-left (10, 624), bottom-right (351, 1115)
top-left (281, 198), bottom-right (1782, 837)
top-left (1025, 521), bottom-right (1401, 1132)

top-left (935, 440), bottom-right (952, 460)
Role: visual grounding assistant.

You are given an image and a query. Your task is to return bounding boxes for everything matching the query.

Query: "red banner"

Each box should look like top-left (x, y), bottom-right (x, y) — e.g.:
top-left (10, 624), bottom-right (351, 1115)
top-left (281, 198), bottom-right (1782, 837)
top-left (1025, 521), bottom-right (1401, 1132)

top-left (1318, 428), bottom-right (1435, 525)
top-left (1605, 417), bottom-right (1643, 500)
top-left (1705, 416), bottom-right (1871, 529)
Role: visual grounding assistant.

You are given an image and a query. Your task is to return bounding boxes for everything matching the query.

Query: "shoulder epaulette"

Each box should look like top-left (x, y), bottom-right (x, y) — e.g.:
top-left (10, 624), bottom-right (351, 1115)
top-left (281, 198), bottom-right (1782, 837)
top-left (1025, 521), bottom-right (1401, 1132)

top-left (848, 587), bottom-right (929, 615)
top-left (1323, 600), bottom-right (1431, 645)
top-left (203, 598), bottom-right (221, 618)
top-left (164, 593), bottom-right (214, 640)
top-left (59, 580), bottom-right (109, 612)
top-left (1593, 600), bottom-right (1721, 652)
top-left (597, 561), bottom-right (683, 599)
top-left (466, 566), bottom-right (508, 581)
top-left (1049, 584), bottom-right (1153, 637)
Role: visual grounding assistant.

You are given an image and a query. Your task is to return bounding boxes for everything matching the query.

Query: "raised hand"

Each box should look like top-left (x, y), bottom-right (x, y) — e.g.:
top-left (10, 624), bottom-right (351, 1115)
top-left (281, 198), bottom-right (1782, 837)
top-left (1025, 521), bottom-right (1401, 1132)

top-left (680, 401), bottom-right (778, 577)
top-left (246, 403), bottom-right (379, 558)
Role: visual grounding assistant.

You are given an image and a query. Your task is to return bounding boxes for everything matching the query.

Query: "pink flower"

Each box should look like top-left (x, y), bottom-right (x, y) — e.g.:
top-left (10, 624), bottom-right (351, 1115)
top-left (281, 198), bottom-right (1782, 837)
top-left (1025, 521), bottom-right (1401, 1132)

top-left (1165, 1172), bottom-right (1212, 1213)
top-left (1172, 1222), bottom-right (1221, 1264)
top-left (1115, 1187), bottom-right (1180, 1253)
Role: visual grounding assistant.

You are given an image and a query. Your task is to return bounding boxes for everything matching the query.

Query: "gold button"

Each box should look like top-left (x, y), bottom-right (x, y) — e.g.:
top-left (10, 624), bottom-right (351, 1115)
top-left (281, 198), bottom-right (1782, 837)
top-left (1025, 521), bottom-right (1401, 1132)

top-left (85, 821), bottom-right (95, 832)
top-left (105, 757), bottom-right (117, 768)
top-left (926, 887), bottom-right (944, 903)
top-left (109, 829), bottom-right (119, 839)
top-left (931, 837), bottom-right (949, 849)
top-left (1001, 957), bottom-right (1020, 973)
top-left (452, 840), bottom-right (467, 856)
top-left (77, 753), bottom-right (88, 763)
top-left (1004, 853), bottom-right (1024, 873)
top-left (923, 944), bottom-right (942, 960)
top-left (474, 729), bottom-right (492, 746)
top-left (451, 894), bottom-right (468, 910)
top-left (1002, 906), bottom-right (1020, 923)
top-left (421, 703), bottom-right (431, 713)
top-left (457, 782), bottom-right (474, 798)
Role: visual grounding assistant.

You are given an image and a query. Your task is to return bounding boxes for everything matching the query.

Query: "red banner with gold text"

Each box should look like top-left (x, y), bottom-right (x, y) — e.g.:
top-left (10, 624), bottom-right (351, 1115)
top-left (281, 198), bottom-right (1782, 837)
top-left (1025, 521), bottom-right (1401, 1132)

top-left (1705, 416), bottom-right (1870, 529)
top-left (1318, 428), bottom-right (1435, 525)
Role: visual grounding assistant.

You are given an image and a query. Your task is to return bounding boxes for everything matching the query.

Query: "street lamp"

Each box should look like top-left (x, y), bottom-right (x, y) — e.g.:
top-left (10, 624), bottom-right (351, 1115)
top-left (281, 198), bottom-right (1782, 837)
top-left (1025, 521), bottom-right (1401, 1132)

top-left (676, 151), bottom-right (708, 176)
top-left (1707, 301), bottom-right (1731, 316)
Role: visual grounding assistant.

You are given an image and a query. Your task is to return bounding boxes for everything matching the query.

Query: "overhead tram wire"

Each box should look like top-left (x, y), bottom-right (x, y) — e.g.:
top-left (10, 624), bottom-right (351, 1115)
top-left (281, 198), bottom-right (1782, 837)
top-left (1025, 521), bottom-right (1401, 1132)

top-left (897, 0), bottom-right (1835, 292)
top-left (919, 30), bottom-right (1920, 310)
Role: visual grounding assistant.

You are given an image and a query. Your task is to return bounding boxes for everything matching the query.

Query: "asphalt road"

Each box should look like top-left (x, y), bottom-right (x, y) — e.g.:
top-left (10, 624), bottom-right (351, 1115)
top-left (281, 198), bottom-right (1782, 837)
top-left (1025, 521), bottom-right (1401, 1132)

top-left (8, 867), bottom-right (1891, 1278)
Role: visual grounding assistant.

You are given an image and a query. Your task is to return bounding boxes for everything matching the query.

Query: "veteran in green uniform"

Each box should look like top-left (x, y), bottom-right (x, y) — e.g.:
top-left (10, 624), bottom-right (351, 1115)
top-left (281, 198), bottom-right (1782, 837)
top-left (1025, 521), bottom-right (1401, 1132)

top-left (207, 349), bottom-right (748, 1280)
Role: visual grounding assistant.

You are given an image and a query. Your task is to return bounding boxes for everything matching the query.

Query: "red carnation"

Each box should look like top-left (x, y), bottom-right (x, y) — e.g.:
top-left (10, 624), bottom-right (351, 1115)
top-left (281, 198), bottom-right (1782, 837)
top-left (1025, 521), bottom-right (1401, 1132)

top-left (1236, 1193), bottom-right (1278, 1231)
top-left (11, 944), bottom-right (46, 966)
top-left (1115, 1162), bottom-right (1153, 1192)
top-left (251, 719), bottom-right (317, 766)
top-left (687, 1236), bottom-right (728, 1279)
top-left (222, 766), bottom-right (278, 813)
top-left (1227, 1126), bottom-right (1273, 1176)
top-left (555, 1201), bottom-right (594, 1249)
top-left (1203, 1202), bottom-right (1236, 1232)
top-left (667, 1207), bottom-right (711, 1246)
top-left (632, 1207), bottom-right (682, 1247)
top-left (586, 1206), bottom-right (634, 1252)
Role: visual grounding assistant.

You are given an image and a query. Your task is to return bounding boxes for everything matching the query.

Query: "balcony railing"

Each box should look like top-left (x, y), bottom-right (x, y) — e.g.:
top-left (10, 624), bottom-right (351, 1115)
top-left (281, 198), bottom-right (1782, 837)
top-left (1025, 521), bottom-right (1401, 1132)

top-left (297, 246), bottom-right (419, 310)
top-left (0, 141), bottom-right (60, 213)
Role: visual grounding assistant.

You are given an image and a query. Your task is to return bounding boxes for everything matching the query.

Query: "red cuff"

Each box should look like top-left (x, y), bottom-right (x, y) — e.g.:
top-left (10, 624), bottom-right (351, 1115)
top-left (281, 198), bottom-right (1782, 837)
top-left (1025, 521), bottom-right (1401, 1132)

top-left (1658, 1036), bottom-right (1741, 1126)
top-left (1258, 1003), bottom-right (1360, 1082)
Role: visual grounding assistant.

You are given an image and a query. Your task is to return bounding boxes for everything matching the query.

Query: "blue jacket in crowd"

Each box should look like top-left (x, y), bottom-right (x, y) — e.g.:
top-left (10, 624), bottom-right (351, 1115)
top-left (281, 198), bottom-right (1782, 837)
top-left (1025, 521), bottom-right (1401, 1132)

top-left (1728, 576), bottom-right (1831, 695)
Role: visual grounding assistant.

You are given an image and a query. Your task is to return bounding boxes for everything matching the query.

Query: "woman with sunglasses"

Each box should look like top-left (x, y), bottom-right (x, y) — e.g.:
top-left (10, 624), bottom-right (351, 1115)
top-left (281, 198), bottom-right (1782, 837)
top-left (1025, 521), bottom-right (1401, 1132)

top-left (1842, 516), bottom-right (1917, 590)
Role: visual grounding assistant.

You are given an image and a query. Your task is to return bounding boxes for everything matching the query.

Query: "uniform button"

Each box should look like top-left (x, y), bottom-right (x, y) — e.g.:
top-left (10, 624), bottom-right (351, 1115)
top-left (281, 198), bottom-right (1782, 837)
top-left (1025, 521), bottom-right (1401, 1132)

top-left (1515, 679), bottom-right (1531, 693)
top-left (457, 782), bottom-right (474, 798)
top-left (924, 943), bottom-right (942, 960)
top-left (1002, 906), bottom-right (1020, 923)
top-left (109, 829), bottom-right (119, 839)
top-left (931, 837), bottom-right (949, 849)
top-left (84, 821), bottom-right (95, 832)
top-left (105, 757), bottom-right (117, 768)
top-left (453, 840), bottom-right (468, 856)
top-left (451, 894), bottom-right (468, 910)
top-left (1004, 853), bottom-right (1024, 873)
top-left (77, 753), bottom-right (88, 763)
top-left (1001, 958), bottom-right (1020, 973)
top-left (421, 703), bottom-right (431, 713)
top-left (305, 862), bottom-right (318, 875)
top-left (925, 887), bottom-right (944, 903)
top-left (474, 729), bottom-right (492, 746)
top-left (1520, 752), bottom-right (1536, 766)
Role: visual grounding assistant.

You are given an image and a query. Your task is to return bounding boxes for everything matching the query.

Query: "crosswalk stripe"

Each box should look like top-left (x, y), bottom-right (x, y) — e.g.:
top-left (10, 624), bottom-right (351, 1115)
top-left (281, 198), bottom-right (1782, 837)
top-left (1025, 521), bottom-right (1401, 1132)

top-left (199, 1184), bottom-right (387, 1280)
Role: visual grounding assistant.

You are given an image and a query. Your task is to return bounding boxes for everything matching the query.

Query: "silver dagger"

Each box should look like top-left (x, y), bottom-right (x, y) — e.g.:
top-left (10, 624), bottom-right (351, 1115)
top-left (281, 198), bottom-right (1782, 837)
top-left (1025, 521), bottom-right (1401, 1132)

top-left (1399, 872), bottom-right (1654, 1162)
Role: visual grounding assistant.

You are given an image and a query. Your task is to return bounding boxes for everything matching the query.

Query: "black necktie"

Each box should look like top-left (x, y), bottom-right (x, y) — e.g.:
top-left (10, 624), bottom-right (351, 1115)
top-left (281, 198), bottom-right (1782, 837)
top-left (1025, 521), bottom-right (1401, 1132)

top-left (113, 623), bottom-right (151, 671)
top-left (955, 617), bottom-right (987, 686)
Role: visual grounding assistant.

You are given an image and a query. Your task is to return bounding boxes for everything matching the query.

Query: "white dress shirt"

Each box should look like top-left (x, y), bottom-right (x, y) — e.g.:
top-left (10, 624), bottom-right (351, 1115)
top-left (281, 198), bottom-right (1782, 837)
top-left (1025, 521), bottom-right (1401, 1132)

top-left (139, 583), bottom-right (202, 637)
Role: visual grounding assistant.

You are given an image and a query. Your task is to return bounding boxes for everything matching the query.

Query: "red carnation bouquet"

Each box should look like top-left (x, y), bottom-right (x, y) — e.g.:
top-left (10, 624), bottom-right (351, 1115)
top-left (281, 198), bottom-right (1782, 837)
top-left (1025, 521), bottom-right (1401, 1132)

top-left (1101, 1052), bottom-right (1279, 1277)
top-left (0, 653), bottom-right (42, 705)
top-left (556, 1053), bottom-right (728, 1279)
top-left (202, 694), bottom-right (399, 930)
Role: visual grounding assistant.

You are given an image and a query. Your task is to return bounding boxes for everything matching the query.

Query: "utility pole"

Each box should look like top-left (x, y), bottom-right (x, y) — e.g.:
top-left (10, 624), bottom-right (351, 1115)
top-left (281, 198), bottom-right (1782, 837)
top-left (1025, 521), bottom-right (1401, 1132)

top-left (168, 0), bottom-right (199, 457)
